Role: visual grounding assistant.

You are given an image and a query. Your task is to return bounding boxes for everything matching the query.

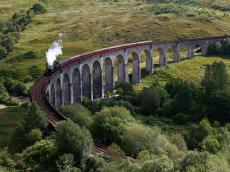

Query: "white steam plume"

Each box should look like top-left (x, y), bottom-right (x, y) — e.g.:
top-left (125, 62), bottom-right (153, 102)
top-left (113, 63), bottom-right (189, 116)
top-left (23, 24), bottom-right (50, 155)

top-left (46, 33), bottom-right (63, 68)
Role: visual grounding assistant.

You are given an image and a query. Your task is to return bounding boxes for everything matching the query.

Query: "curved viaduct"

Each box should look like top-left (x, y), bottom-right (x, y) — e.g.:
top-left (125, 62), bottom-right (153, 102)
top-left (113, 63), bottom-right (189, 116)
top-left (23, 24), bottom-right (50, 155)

top-left (32, 35), bottom-right (229, 126)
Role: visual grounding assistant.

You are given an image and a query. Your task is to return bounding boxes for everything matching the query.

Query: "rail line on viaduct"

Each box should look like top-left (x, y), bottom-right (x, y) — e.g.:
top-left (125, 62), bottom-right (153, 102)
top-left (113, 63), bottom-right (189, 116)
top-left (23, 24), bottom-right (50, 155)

top-left (32, 35), bottom-right (229, 127)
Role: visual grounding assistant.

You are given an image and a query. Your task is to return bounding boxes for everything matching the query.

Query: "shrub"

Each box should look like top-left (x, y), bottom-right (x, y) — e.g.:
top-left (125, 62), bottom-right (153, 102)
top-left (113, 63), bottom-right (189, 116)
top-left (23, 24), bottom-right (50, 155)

top-left (23, 75), bottom-right (33, 83)
top-left (139, 87), bottom-right (161, 115)
top-left (23, 51), bottom-right (37, 59)
top-left (185, 119), bottom-right (213, 150)
top-left (173, 113), bottom-right (189, 124)
top-left (8, 124), bottom-right (27, 153)
top-left (91, 106), bottom-right (135, 145)
top-left (56, 153), bottom-right (80, 172)
top-left (29, 65), bottom-right (43, 80)
top-left (60, 103), bottom-right (93, 129)
top-left (168, 134), bottom-right (187, 152)
top-left (85, 155), bottom-right (106, 172)
top-left (202, 61), bottom-right (228, 92)
top-left (201, 137), bottom-right (220, 154)
top-left (22, 139), bottom-right (58, 171)
top-left (0, 81), bottom-right (10, 103)
top-left (141, 155), bottom-right (174, 172)
top-left (177, 151), bottom-right (209, 171)
top-left (25, 129), bottom-right (42, 147)
top-left (207, 38), bottom-right (230, 55)
top-left (4, 77), bottom-right (27, 96)
top-left (22, 103), bottom-right (48, 131)
top-left (1, 34), bottom-right (14, 52)
top-left (31, 3), bottom-right (47, 14)
top-left (121, 124), bottom-right (179, 158)
top-left (55, 121), bottom-right (93, 166)
top-left (0, 46), bottom-right (7, 58)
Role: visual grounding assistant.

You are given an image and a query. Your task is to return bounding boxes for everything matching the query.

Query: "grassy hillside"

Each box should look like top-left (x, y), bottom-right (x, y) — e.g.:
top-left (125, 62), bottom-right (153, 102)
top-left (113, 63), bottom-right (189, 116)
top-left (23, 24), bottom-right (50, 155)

top-left (135, 55), bottom-right (230, 91)
top-left (0, 107), bottom-right (26, 147)
top-left (0, 0), bottom-right (229, 81)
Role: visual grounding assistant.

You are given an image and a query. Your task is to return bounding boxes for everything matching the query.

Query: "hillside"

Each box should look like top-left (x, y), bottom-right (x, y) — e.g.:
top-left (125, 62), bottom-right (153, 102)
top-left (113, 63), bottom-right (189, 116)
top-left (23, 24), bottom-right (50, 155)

top-left (0, 0), bottom-right (230, 81)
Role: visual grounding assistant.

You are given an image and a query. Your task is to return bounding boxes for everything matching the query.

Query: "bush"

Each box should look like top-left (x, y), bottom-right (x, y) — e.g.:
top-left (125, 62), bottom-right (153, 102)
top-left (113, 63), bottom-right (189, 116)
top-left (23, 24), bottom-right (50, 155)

top-left (22, 139), bottom-right (58, 171)
top-left (185, 119), bottom-right (213, 150)
top-left (141, 155), bottom-right (174, 172)
top-left (202, 61), bottom-right (228, 92)
top-left (91, 106), bottom-right (135, 145)
top-left (8, 124), bottom-right (27, 153)
top-left (201, 137), bottom-right (220, 154)
top-left (55, 121), bottom-right (93, 166)
top-left (8, 104), bottom-right (48, 153)
top-left (1, 34), bottom-right (14, 52)
top-left (138, 87), bottom-right (161, 115)
top-left (85, 155), bottom-right (106, 172)
top-left (168, 134), bottom-right (187, 152)
top-left (22, 103), bottom-right (48, 131)
top-left (0, 80), bottom-right (10, 103)
top-left (60, 103), bottom-right (93, 129)
top-left (23, 51), bottom-right (37, 59)
top-left (31, 3), bottom-right (47, 14)
top-left (4, 77), bottom-right (27, 96)
top-left (0, 46), bottom-right (7, 58)
top-left (56, 153), bottom-right (80, 172)
top-left (25, 129), bottom-right (42, 147)
top-left (207, 38), bottom-right (230, 55)
top-left (121, 124), bottom-right (179, 158)
top-left (173, 113), bottom-right (189, 124)
top-left (177, 151), bottom-right (209, 171)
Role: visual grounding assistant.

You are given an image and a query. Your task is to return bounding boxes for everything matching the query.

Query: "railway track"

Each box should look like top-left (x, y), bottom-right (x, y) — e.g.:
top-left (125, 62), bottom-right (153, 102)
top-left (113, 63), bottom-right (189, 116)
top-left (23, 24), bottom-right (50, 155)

top-left (31, 73), bottom-right (121, 158)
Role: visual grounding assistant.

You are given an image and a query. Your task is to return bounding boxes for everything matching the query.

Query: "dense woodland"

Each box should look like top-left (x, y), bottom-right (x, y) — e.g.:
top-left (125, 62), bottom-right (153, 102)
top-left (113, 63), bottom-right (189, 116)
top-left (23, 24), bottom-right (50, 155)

top-left (0, 0), bottom-right (230, 172)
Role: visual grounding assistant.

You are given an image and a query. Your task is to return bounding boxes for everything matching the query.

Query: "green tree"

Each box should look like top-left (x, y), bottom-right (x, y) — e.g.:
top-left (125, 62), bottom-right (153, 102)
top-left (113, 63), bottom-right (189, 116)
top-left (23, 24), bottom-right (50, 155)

top-left (22, 139), bottom-right (58, 172)
top-left (55, 121), bottom-right (93, 166)
top-left (141, 155), bottom-right (174, 172)
top-left (121, 124), bottom-right (179, 158)
top-left (0, 80), bottom-right (10, 103)
top-left (56, 154), bottom-right (80, 172)
top-left (1, 34), bottom-right (14, 52)
top-left (91, 106), bottom-right (135, 145)
top-left (185, 119), bottom-right (213, 150)
top-left (22, 103), bottom-right (48, 131)
top-left (25, 129), bottom-right (42, 147)
top-left (0, 46), bottom-right (7, 59)
top-left (60, 103), bottom-right (93, 129)
top-left (139, 87), bottom-right (164, 115)
top-left (31, 3), bottom-right (47, 14)
top-left (202, 61), bottom-right (228, 92)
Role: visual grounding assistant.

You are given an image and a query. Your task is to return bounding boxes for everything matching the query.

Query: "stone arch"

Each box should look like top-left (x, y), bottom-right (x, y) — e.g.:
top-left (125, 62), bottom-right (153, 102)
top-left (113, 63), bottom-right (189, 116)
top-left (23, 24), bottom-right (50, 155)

top-left (93, 61), bottom-right (103, 99)
top-left (50, 84), bottom-right (55, 106)
top-left (130, 51), bottom-right (140, 83)
top-left (72, 68), bottom-right (81, 102)
top-left (104, 57), bottom-right (114, 92)
top-left (82, 64), bottom-right (91, 99)
top-left (140, 49), bottom-right (153, 76)
top-left (56, 78), bottom-right (62, 107)
top-left (115, 54), bottom-right (125, 83)
top-left (178, 44), bottom-right (189, 59)
top-left (165, 47), bottom-right (175, 63)
top-left (154, 48), bottom-right (166, 66)
top-left (63, 73), bottom-right (71, 105)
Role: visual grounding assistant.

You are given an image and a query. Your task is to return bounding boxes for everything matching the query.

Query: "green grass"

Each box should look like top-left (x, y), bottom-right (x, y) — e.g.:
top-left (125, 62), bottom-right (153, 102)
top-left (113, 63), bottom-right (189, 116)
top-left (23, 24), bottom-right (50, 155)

top-left (0, 107), bottom-right (26, 147)
top-left (0, 0), bottom-right (230, 81)
top-left (135, 55), bottom-right (230, 91)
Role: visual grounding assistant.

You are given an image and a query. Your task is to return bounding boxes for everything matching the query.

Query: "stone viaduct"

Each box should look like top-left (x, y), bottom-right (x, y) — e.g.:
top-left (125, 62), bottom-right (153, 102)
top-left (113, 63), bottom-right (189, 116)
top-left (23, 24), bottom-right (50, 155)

top-left (47, 35), bottom-right (229, 108)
